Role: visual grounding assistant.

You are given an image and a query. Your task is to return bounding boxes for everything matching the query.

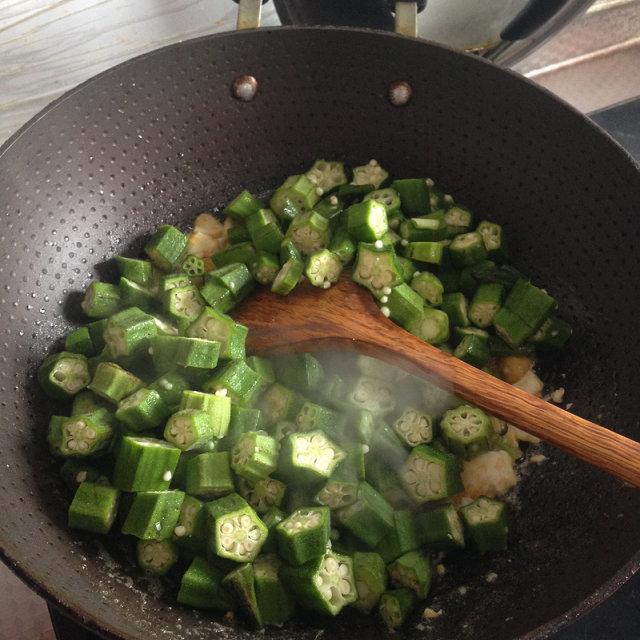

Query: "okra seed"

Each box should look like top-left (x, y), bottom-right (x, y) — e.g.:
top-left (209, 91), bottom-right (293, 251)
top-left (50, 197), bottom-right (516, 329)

top-left (174, 525), bottom-right (187, 537)
top-left (369, 159), bottom-right (378, 166)
top-left (374, 240), bottom-right (384, 249)
top-left (323, 281), bottom-right (331, 289)
top-left (155, 522), bottom-right (162, 531)
top-left (382, 286), bottom-right (392, 295)
top-left (329, 196), bottom-right (338, 205)
top-left (380, 295), bottom-right (389, 304)
top-left (315, 187), bottom-right (324, 196)
top-left (381, 306), bottom-right (390, 318)
top-left (215, 388), bottom-right (228, 397)
top-left (162, 471), bottom-right (172, 482)
top-left (76, 471), bottom-right (87, 483)
top-left (426, 178), bottom-right (435, 187)
top-left (400, 239), bottom-right (408, 246)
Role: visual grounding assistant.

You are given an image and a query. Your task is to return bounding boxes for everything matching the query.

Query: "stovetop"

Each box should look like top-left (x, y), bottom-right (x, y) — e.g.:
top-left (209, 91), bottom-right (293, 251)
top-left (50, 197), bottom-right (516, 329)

top-left (48, 96), bottom-right (640, 640)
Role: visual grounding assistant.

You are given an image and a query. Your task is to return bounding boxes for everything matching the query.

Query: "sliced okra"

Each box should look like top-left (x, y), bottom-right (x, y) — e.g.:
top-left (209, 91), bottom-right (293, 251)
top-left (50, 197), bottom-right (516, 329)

top-left (213, 241), bottom-right (257, 269)
top-left (400, 216), bottom-right (447, 242)
top-left (185, 451), bottom-right (234, 498)
top-left (441, 291), bottom-right (470, 327)
top-left (273, 353), bottom-right (324, 393)
top-left (164, 409), bottom-right (217, 451)
top-left (160, 273), bottom-right (192, 292)
top-left (152, 335), bottom-right (220, 372)
top-left (271, 257), bottom-right (304, 295)
top-left (314, 193), bottom-right (344, 220)
top-left (270, 420), bottom-right (298, 442)
top-left (394, 255), bottom-right (416, 282)
top-left (454, 334), bottom-right (490, 368)
top-left (65, 326), bottom-right (95, 357)
top-left (88, 362), bottom-right (143, 404)
top-left (49, 413), bottom-right (114, 458)
top-left (284, 211), bottom-right (329, 256)
top-left (305, 249), bottom-right (343, 287)
top-left (364, 187), bottom-right (401, 216)
top-left (254, 554), bottom-right (295, 626)
top-left (400, 445), bottom-right (462, 504)
top-left (149, 371), bottom-right (190, 409)
top-left (352, 242), bottom-right (403, 297)
top-left (379, 588), bottom-right (416, 630)
top-left (257, 382), bottom-right (303, 426)
top-left (529, 315), bottom-right (572, 349)
top-left (230, 431), bottom-right (279, 482)
top-left (163, 284), bottom-right (205, 324)
top-left (199, 279), bottom-right (234, 313)
top-left (376, 510), bottom-right (419, 564)
top-left (344, 375), bottom-right (396, 416)
top-left (202, 360), bottom-right (261, 407)
top-left (352, 551), bottom-right (387, 614)
top-left (352, 160), bottom-right (389, 189)
top-left (172, 494), bottom-right (208, 555)
top-left (250, 251), bottom-right (280, 285)
top-left (237, 476), bottom-right (286, 513)
top-left (270, 174), bottom-right (320, 216)
top-left (180, 390), bottom-right (231, 438)
top-left (306, 159), bottom-right (347, 192)
top-left (115, 388), bottom-right (169, 431)
top-left (335, 482), bottom-right (394, 547)
top-left (60, 459), bottom-right (104, 491)
top-left (38, 351), bottom-right (91, 400)
top-left (86, 318), bottom-right (109, 353)
top-left (337, 182), bottom-right (376, 201)
top-left (279, 430), bottom-right (345, 483)
top-left (188, 307), bottom-right (248, 361)
top-left (103, 307), bottom-right (157, 358)
top-left (329, 227), bottom-right (356, 265)
top-left (115, 256), bottom-right (155, 287)
top-left (246, 208), bottom-right (285, 254)
top-left (260, 506), bottom-right (286, 553)
top-left (294, 400), bottom-right (340, 434)
top-left (493, 307), bottom-right (534, 348)
top-left (245, 355), bottom-right (275, 392)
top-left (225, 190), bottom-right (262, 220)
top-left (405, 240), bottom-right (444, 265)
top-left (225, 405), bottom-right (263, 446)
top-left (81, 281), bottom-right (121, 318)
top-left (181, 254), bottom-right (205, 277)
top-left (411, 271), bottom-right (444, 307)
top-left (315, 475), bottom-right (359, 510)
top-left (477, 220), bottom-right (508, 261)
top-left (416, 504), bottom-right (465, 551)
top-left (391, 178), bottom-right (430, 215)
top-left (385, 283), bottom-right (424, 329)
top-left (121, 489), bottom-right (185, 539)
top-left (222, 563), bottom-right (263, 628)
top-left (112, 436), bottom-right (181, 492)
top-left (350, 408), bottom-right (375, 444)
top-left (443, 204), bottom-right (473, 236)
top-left (460, 496), bottom-right (508, 552)
top-left (469, 282), bottom-right (504, 328)
top-left (206, 493), bottom-right (268, 562)
top-left (276, 506), bottom-right (330, 565)
top-left (393, 407), bottom-right (434, 447)
top-left (505, 278), bottom-right (557, 331)
top-left (68, 481), bottom-right (119, 534)
top-left (449, 231), bottom-right (488, 267)
top-left (144, 225), bottom-right (188, 272)
top-left (281, 550), bottom-right (357, 615)
top-left (279, 238), bottom-right (303, 265)
top-left (177, 556), bottom-right (236, 610)
top-left (137, 539), bottom-right (178, 575)
top-left (346, 200), bottom-right (388, 242)
top-left (210, 262), bottom-right (255, 301)
top-left (388, 550), bottom-right (432, 600)
top-left (119, 277), bottom-right (156, 311)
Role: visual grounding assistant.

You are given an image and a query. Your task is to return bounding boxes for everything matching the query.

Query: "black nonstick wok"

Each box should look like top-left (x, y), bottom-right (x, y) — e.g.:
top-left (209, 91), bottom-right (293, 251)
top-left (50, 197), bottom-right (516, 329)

top-left (1, 11), bottom-right (640, 640)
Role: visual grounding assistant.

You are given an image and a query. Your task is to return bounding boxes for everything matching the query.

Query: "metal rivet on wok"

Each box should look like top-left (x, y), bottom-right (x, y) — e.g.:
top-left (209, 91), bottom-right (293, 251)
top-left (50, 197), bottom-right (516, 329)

top-left (388, 80), bottom-right (412, 106)
top-left (232, 75), bottom-right (258, 101)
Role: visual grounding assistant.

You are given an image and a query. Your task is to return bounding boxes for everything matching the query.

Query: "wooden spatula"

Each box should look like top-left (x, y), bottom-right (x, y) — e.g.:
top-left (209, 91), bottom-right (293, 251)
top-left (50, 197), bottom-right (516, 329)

top-left (233, 274), bottom-right (640, 487)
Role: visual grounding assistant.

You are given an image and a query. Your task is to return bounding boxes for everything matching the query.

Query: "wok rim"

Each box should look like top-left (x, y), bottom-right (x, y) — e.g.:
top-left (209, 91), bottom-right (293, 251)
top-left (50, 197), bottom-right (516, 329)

top-left (1, 24), bottom-right (639, 640)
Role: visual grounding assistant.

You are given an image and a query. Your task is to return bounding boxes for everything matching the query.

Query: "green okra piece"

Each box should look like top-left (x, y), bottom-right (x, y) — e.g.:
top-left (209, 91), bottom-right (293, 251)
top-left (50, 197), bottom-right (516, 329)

top-left (352, 241), bottom-right (403, 297)
top-left (180, 390), bottom-right (231, 437)
top-left (394, 255), bottom-right (416, 282)
top-left (352, 551), bottom-right (388, 614)
top-left (294, 400), bottom-right (340, 434)
top-left (245, 355), bottom-right (275, 392)
top-left (272, 352), bottom-right (324, 393)
top-left (81, 281), bottom-right (121, 318)
top-left (271, 257), bottom-right (304, 295)
top-left (454, 334), bottom-right (490, 368)
top-left (449, 231), bottom-right (487, 267)
top-left (60, 459), bottom-right (105, 491)
top-left (199, 279), bottom-right (234, 314)
top-left (163, 284), bottom-right (205, 324)
top-left (364, 187), bottom-right (401, 216)
top-left (407, 307), bottom-right (450, 345)
top-left (222, 563), bottom-right (263, 628)
top-left (177, 556), bottom-right (236, 610)
top-left (225, 190), bottom-right (262, 221)
top-left (257, 382), bottom-right (302, 426)
top-left (314, 195), bottom-right (344, 221)
top-left (160, 273), bottom-right (192, 292)
top-left (306, 159), bottom-right (347, 193)
top-left (181, 254), bottom-right (205, 278)
top-left (335, 482), bottom-right (394, 547)
top-left (388, 550), bottom-right (432, 600)
top-left (505, 278), bottom-right (557, 332)
top-left (144, 224), bottom-right (188, 272)
top-left (38, 351), bottom-right (91, 400)
top-left (276, 506), bottom-right (330, 565)
top-left (88, 362), bottom-right (143, 404)
top-left (441, 292), bottom-right (470, 327)
top-left (384, 282), bottom-right (424, 329)
top-left (379, 588), bottom-right (415, 630)
top-left (112, 436), bottom-right (181, 492)
top-left (172, 494), bottom-right (208, 555)
top-left (254, 554), bottom-right (295, 626)
top-left (315, 474), bottom-right (359, 510)
top-left (416, 504), bottom-right (465, 551)
top-left (460, 496), bottom-right (509, 552)
top-left (471, 261), bottom-right (523, 288)
top-left (453, 326), bottom-right (489, 344)
top-left (185, 451), bottom-right (234, 498)
top-left (119, 277), bottom-right (156, 311)
top-left (206, 493), bottom-right (268, 562)
top-left (392, 178), bottom-right (431, 215)
top-left (227, 224), bottom-right (251, 245)
top-left (164, 409), bottom-right (217, 451)
top-left (370, 422), bottom-right (407, 469)
top-left (115, 388), bottom-right (169, 431)
top-left (400, 445), bottom-right (463, 504)
top-left (260, 506), bottom-right (286, 553)
top-left (381, 228), bottom-right (401, 248)
top-left (270, 175), bottom-right (320, 217)
top-left (444, 204), bottom-right (473, 236)
top-left (225, 405), bottom-right (263, 445)
top-left (352, 160), bottom-right (389, 189)
top-left (213, 241), bottom-right (257, 269)
top-left (49, 413), bottom-right (114, 458)
top-left (151, 335), bottom-right (220, 372)
top-left (121, 489), bottom-right (185, 539)
top-left (249, 251), bottom-right (280, 285)
top-left (344, 375), bottom-right (396, 416)
top-left (115, 256), bottom-right (154, 287)
top-left (346, 199), bottom-right (388, 242)
top-left (86, 318), bottom-right (109, 353)
top-left (188, 307), bottom-right (247, 361)
top-left (68, 481), bottom-right (119, 534)
top-left (329, 227), bottom-right (356, 265)
top-left (493, 306), bottom-right (535, 348)
top-left (103, 307), bottom-right (157, 358)
top-left (410, 271), bottom-right (444, 307)
top-left (202, 360), bottom-right (261, 407)
top-left (230, 431), bottom-right (279, 482)
top-left (529, 315), bottom-right (572, 349)
top-left (246, 208), bottom-right (285, 254)
top-left (375, 510), bottom-right (420, 564)
top-left (476, 220), bottom-right (508, 261)
top-left (393, 407), bottom-right (434, 447)
top-left (349, 408), bottom-right (375, 444)
top-left (136, 539), bottom-right (179, 575)
top-left (149, 371), bottom-right (190, 409)
top-left (469, 282), bottom-right (504, 328)
top-left (400, 216), bottom-right (448, 242)
top-left (279, 238), bottom-right (303, 265)
top-left (281, 550), bottom-right (357, 616)
top-left (284, 210), bottom-right (329, 256)
top-left (405, 241), bottom-right (444, 265)
top-left (279, 430), bottom-right (345, 484)
top-left (210, 262), bottom-right (255, 301)
top-left (237, 476), bottom-right (286, 514)
top-left (65, 327), bottom-right (95, 357)
top-left (305, 249), bottom-right (343, 287)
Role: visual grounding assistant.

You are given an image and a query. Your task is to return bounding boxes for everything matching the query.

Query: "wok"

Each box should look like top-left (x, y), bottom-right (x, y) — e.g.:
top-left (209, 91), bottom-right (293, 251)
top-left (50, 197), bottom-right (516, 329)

top-left (1, 11), bottom-right (640, 640)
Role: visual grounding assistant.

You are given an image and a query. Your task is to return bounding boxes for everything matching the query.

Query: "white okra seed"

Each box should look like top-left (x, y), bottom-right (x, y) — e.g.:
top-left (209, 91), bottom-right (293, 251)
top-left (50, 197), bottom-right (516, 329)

top-left (315, 187), bottom-right (323, 196)
top-left (401, 239), bottom-right (408, 246)
top-left (374, 240), bottom-right (383, 249)
top-left (413, 271), bottom-right (420, 278)
top-left (215, 388), bottom-right (228, 397)
top-left (163, 471), bottom-right (173, 482)
top-left (380, 295), bottom-right (388, 304)
top-left (329, 195), bottom-right (338, 205)
top-left (381, 306), bottom-right (390, 318)
top-left (174, 525), bottom-right (187, 537)
top-left (382, 286), bottom-right (392, 295)
top-left (323, 281), bottom-right (331, 289)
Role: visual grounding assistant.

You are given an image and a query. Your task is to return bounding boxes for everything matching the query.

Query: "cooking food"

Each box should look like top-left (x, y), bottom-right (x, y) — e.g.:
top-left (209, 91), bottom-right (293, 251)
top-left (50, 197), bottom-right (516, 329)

top-left (37, 159), bottom-right (571, 630)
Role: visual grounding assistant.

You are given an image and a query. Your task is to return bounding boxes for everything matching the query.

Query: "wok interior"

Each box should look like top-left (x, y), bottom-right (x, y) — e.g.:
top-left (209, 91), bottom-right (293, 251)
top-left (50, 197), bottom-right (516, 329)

top-left (1, 27), bottom-right (640, 640)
